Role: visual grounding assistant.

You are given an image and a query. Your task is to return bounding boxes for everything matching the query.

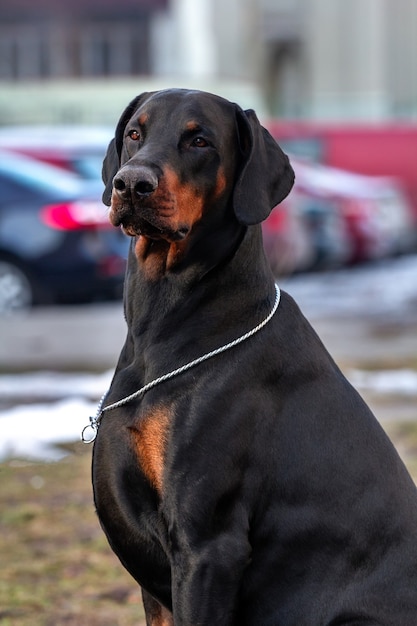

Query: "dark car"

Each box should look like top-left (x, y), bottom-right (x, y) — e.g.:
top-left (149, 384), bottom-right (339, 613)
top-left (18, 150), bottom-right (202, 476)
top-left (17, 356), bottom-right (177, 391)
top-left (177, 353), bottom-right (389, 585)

top-left (0, 150), bottom-right (128, 313)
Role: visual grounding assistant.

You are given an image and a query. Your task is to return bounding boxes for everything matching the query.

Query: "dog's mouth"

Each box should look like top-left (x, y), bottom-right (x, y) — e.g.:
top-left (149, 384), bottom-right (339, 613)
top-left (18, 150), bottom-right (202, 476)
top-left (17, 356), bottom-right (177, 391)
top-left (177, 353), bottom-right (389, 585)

top-left (111, 205), bottom-right (189, 242)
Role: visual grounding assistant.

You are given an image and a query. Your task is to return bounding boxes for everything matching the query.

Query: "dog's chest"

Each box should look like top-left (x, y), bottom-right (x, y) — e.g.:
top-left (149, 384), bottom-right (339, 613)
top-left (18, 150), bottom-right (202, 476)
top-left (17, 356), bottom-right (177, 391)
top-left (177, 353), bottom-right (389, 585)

top-left (93, 405), bottom-right (175, 598)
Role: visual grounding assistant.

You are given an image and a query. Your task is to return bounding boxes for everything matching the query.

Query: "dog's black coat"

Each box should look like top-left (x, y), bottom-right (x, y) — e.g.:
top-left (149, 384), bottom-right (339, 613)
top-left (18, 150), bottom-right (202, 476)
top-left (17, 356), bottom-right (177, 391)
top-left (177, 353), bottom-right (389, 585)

top-left (93, 88), bottom-right (417, 625)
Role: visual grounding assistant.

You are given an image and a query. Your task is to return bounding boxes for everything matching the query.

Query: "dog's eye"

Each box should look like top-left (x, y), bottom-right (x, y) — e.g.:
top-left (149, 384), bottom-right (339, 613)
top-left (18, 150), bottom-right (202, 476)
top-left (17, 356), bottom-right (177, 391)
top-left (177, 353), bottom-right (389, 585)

top-left (191, 137), bottom-right (208, 148)
top-left (127, 130), bottom-right (141, 141)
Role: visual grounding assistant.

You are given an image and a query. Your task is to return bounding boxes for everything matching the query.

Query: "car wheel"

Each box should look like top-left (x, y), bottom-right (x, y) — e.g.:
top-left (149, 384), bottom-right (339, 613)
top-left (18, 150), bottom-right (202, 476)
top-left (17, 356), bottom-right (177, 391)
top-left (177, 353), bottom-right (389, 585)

top-left (0, 259), bottom-right (34, 313)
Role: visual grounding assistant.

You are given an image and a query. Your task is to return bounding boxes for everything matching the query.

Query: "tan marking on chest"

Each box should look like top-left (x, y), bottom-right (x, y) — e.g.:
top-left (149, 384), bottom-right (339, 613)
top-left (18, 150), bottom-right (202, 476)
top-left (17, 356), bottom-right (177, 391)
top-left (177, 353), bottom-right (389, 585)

top-left (129, 406), bottom-right (171, 493)
top-left (150, 606), bottom-right (174, 626)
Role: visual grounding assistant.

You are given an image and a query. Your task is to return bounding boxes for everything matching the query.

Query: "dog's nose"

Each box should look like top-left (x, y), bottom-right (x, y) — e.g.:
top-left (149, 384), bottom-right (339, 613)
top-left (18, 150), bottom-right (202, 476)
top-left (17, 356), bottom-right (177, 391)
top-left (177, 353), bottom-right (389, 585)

top-left (113, 167), bottom-right (158, 199)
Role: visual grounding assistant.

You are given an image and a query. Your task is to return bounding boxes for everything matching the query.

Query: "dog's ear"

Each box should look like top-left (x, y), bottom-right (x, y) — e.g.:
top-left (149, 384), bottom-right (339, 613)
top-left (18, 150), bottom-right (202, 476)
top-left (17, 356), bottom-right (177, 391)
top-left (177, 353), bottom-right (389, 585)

top-left (233, 108), bottom-right (295, 225)
top-left (102, 138), bottom-right (119, 206)
top-left (102, 92), bottom-right (154, 206)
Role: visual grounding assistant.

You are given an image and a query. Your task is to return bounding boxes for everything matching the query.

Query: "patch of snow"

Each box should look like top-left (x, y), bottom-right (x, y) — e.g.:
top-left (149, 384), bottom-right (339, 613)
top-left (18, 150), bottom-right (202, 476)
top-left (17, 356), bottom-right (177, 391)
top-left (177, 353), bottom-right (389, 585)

top-left (350, 369), bottom-right (417, 396)
top-left (0, 398), bottom-right (98, 461)
top-left (0, 370), bottom-right (112, 402)
top-left (282, 254), bottom-right (417, 318)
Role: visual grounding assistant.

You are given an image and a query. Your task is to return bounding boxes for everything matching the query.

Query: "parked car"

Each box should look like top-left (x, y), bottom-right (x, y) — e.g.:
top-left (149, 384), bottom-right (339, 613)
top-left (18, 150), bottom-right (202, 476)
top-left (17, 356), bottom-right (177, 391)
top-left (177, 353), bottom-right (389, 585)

top-left (262, 198), bottom-right (315, 277)
top-left (0, 126), bottom-right (112, 180)
top-left (0, 150), bottom-right (128, 313)
top-left (293, 159), bottom-right (416, 263)
top-left (263, 158), bottom-right (416, 275)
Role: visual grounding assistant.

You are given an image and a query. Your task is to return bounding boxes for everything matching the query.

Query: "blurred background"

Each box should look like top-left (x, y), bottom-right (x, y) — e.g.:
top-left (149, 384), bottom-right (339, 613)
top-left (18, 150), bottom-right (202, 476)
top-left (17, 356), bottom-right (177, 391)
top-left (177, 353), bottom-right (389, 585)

top-left (0, 0), bottom-right (417, 311)
top-left (1, 1), bottom-right (417, 625)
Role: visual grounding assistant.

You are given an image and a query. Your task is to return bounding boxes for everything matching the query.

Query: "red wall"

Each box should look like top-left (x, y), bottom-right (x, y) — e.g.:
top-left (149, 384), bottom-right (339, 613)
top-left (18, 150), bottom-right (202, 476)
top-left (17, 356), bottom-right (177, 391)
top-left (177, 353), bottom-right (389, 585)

top-left (268, 122), bottom-right (417, 214)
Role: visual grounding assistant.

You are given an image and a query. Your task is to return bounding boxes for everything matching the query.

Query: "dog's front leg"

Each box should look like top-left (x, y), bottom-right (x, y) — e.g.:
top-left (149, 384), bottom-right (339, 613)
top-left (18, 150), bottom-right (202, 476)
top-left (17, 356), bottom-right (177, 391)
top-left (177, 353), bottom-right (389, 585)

top-left (169, 525), bottom-right (251, 625)
top-left (142, 589), bottom-right (174, 626)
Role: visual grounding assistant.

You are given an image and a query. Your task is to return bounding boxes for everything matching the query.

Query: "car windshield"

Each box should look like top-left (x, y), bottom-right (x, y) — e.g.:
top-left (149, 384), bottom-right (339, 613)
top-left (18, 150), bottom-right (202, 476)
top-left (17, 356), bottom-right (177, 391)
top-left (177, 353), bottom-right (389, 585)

top-left (0, 151), bottom-right (86, 198)
top-left (72, 154), bottom-right (103, 180)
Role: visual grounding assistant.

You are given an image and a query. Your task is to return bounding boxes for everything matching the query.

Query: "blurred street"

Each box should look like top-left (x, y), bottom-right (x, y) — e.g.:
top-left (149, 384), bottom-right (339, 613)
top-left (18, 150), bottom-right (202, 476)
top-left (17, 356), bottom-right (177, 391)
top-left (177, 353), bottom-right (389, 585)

top-left (0, 301), bottom-right (126, 372)
top-left (1, 254), bottom-right (416, 371)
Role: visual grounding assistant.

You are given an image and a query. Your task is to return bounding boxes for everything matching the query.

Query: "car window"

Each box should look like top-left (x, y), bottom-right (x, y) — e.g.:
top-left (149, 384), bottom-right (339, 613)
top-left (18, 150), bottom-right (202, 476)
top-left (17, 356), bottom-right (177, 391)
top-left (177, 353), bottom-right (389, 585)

top-left (0, 152), bottom-right (84, 199)
top-left (72, 155), bottom-right (103, 180)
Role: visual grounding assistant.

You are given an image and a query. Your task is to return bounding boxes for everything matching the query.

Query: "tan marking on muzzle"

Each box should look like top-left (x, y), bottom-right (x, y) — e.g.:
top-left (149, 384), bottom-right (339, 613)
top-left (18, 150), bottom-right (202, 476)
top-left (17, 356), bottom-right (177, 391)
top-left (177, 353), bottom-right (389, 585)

top-left (163, 166), bottom-right (205, 229)
top-left (109, 188), bottom-right (121, 227)
top-left (213, 166), bottom-right (227, 199)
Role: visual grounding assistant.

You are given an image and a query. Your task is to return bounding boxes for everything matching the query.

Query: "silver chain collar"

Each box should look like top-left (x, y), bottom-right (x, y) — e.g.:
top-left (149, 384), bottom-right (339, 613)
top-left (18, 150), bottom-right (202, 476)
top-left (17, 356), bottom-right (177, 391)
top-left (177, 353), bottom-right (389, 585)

top-left (81, 284), bottom-right (281, 444)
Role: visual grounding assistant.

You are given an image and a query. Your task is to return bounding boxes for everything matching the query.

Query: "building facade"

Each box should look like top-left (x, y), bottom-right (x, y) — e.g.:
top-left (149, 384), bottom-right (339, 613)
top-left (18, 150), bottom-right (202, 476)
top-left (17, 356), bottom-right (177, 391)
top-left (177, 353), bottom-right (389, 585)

top-left (0, 0), bottom-right (167, 80)
top-left (0, 0), bottom-right (416, 121)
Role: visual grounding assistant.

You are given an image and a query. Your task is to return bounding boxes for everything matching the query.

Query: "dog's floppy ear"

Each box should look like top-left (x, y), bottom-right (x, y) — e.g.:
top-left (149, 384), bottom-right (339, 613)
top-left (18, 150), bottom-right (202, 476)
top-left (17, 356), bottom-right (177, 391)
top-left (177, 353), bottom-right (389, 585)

top-left (102, 138), bottom-right (119, 207)
top-left (102, 92), bottom-right (154, 206)
top-left (233, 108), bottom-right (295, 225)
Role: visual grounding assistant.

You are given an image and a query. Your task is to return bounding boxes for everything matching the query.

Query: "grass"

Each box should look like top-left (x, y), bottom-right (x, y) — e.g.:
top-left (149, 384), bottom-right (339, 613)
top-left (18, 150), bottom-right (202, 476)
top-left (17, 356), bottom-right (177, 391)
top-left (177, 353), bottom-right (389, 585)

top-left (0, 443), bottom-right (146, 626)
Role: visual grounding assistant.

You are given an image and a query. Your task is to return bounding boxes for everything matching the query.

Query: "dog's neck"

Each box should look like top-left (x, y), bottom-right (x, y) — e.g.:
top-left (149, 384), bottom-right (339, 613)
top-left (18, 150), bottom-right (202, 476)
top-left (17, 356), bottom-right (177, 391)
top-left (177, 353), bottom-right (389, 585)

top-left (116, 224), bottom-right (275, 375)
top-left (125, 222), bottom-right (271, 311)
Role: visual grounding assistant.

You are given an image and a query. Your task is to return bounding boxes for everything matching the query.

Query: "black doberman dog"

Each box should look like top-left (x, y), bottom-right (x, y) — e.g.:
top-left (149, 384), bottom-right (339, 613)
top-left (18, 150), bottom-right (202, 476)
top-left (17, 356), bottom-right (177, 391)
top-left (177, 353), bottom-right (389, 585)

top-left (92, 88), bottom-right (417, 625)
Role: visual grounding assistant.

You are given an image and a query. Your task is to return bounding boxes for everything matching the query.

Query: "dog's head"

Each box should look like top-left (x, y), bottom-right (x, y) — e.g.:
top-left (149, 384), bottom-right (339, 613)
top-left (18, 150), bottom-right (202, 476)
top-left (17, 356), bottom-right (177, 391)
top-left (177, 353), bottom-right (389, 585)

top-left (102, 88), bottom-right (294, 242)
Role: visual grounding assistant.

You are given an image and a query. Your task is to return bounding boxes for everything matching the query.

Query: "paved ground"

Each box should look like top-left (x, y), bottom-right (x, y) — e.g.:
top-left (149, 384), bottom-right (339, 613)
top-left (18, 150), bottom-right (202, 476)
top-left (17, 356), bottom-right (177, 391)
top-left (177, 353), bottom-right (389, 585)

top-left (0, 294), bottom-right (416, 372)
top-left (0, 302), bottom-right (127, 371)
